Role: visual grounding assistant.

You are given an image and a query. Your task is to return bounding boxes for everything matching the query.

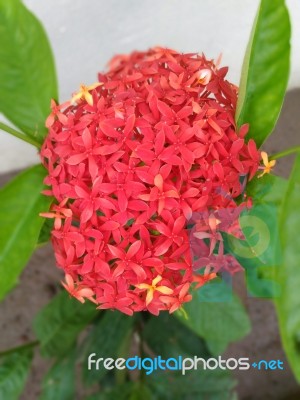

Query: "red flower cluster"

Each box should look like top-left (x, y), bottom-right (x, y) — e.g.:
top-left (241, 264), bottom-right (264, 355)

top-left (40, 47), bottom-right (260, 315)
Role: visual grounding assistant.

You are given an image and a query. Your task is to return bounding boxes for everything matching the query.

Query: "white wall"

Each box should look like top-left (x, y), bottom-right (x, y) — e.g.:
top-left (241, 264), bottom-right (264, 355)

top-left (1, 0), bottom-right (299, 173)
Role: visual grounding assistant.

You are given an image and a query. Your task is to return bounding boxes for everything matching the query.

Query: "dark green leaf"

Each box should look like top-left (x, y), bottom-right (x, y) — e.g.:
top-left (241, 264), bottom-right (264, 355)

top-left (144, 313), bottom-right (209, 359)
top-left (0, 165), bottom-right (52, 301)
top-left (0, 346), bottom-right (33, 399)
top-left (37, 217), bottom-right (54, 246)
top-left (275, 155), bottom-right (300, 382)
top-left (84, 383), bottom-right (153, 400)
top-left (39, 352), bottom-right (75, 400)
top-left (127, 383), bottom-right (153, 400)
top-left (0, 0), bottom-right (58, 139)
top-left (236, 0), bottom-right (290, 146)
top-left (149, 368), bottom-right (237, 400)
top-left (33, 291), bottom-right (97, 357)
top-left (82, 311), bottom-right (134, 385)
top-left (175, 280), bottom-right (250, 354)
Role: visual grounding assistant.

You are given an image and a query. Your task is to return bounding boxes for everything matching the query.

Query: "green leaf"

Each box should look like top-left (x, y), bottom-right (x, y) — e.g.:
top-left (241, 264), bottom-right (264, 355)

top-left (224, 174), bottom-right (288, 298)
top-left (0, 165), bottom-right (52, 301)
top-left (149, 368), bottom-right (237, 400)
top-left (0, 346), bottom-right (33, 400)
top-left (127, 383), bottom-right (153, 400)
top-left (246, 173), bottom-right (288, 210)
top-left (84, 383), bottom-right (153, 400)
top-left (143, 313), bottom-right (209, 359)
top-left (33, 291), bottom-right (97, 358)
top-left (37, 217), bottom-right (54, 247)
top-left (236, 0), bottom-right (290, 146)
top-left (175, 280), bottom-right (250, 354)
top-left (275, 155), bottom-right (300, 382)
top-left (0, 0), bottom-right (58, 140)
top-left (39, 353), bottom-right (75, 400)
top-left (81, 311), bottom-right (134, 385)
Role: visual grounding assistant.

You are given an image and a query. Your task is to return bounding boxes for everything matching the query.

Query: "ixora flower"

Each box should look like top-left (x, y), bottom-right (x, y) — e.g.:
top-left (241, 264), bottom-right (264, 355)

top-left (40, 47), bottom-right (274, 316)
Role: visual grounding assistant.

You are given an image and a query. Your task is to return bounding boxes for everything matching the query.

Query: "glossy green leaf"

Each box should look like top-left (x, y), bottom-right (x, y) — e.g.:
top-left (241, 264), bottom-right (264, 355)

top-left (275, 155), bottom-right (300, 382)
top-left (236, 0), bottom-right (290, 146)
top-left (39, 352), bottom-right (75, 400)
top-left (0, 165), bottom-right (51, 301)
top-left (0, 346), bottom-right (33, 399)
top-left (0, 0), bottom-right (58, 140)
top-left (33, 291), bottom-right (97, 357)
top-left (81, 311), bottom-right (134, 384)
top-left (175, 280), bottom-right (250, 355)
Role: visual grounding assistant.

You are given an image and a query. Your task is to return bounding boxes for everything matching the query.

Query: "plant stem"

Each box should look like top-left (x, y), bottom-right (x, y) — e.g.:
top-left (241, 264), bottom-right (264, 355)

top-left (115, 329), bottom-right (132, 385)
top-left (137, 317), bottom-right (146, 383)
top-left (0, 122), bottom-right (41, 148)
top-left (0, 340), bottom-right (39, 357)
top-left (271, 146), bottom-right (300, 160)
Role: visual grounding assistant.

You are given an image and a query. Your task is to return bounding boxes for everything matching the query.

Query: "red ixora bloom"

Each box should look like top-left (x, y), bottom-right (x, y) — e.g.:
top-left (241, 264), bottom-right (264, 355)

top-left (40, 47), bottom-right (261, 315)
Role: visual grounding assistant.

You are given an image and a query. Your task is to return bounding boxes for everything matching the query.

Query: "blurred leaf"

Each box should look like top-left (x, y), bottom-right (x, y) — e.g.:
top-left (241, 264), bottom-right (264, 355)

top-left (236, 0), bottom-right (290, 146)
top-left (39, 352), bottom-right (75, 400)
top-left (84, 383), bottom-right (153, 400)
top-left (144, 313), bottom-right (209, 359)
top-left (0, 165), bottom-right (51, 301)
top-left (127, 384), bottom-right (153, 400)
top-left (175, 281), bottom-right (250, 354)
top-left (82, 311), bottom-right (134, 385)
top-left (0, 346), bottom-right (33, 400)
top-left (0, 0), bottom-right (58, 140)
top-left (33, 291), bottom-right (97, 357)
top-left (149, 368), bottom-right (237, 400)
top-left (224, 174), bottom-right (287, 298)
top-left (275, 155), bottom-right (300, 382)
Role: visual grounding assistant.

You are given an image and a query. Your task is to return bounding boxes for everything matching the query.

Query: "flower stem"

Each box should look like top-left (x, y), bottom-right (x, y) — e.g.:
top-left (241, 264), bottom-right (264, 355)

top-left (0, 122), bottom-right (41, 148)
top-left (271, 146), bottom-right (300, 160)
top-left (0, 340), bottom-right (39, 357)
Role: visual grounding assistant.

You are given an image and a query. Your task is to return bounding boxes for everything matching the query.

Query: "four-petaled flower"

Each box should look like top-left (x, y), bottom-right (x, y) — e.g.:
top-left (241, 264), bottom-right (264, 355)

top-left (62, 273), bottom-right (97, 304)
top-left (71, 82), bottom-right (103, 106)
top-left (46, 99), bottom-right (69, 128)
top-left (139, 174), bottom-right (179, 215)
top-left (107, 241), bottom-right (147, 280)
top-left (136, 275), bottom-right (173, 306)
top-left (40, 198), bottom-right (72, 229)
top-left (258, 151), bottom-right (276, 178)
top-left (197, 69), bottom-right (212, 85)
top-left (193, 214), bottom-right (222, 255)
top-left (193, 273), bottom-right (217, 289)
top-left (160, 283), bottom-right (193, 313)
